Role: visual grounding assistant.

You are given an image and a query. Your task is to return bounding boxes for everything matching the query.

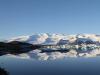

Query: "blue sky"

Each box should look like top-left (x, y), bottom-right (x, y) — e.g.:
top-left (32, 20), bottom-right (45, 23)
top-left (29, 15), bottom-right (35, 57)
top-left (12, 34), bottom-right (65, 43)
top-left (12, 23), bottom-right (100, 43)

top-left (0, 0), bottom-right (100, 39)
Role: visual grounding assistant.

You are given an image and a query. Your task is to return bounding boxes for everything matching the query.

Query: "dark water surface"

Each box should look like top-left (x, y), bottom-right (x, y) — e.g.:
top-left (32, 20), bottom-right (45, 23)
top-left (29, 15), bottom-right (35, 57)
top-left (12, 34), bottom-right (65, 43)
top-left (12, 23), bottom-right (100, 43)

top-left (0, 56), bottom-right (100, 75)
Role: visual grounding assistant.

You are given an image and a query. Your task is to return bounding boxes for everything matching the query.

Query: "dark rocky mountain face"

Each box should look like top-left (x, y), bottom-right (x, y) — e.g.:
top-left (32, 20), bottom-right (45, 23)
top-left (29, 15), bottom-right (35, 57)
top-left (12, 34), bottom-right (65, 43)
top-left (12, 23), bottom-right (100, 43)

top-left (74, 38), bottom-right (96, 45)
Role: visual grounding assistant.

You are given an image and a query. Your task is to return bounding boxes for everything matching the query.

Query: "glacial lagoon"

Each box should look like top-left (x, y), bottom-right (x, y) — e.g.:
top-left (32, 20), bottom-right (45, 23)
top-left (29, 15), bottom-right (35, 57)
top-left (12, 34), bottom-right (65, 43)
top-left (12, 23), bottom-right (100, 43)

top-left (0, 49), bottom-right (100, 75)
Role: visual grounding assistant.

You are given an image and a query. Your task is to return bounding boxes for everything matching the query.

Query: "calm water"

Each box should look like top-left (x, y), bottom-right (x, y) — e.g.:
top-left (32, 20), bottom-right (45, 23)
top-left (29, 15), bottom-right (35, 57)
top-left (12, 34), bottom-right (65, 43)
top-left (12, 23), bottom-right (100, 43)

top-left (0, 56), bottom-right (100, 75)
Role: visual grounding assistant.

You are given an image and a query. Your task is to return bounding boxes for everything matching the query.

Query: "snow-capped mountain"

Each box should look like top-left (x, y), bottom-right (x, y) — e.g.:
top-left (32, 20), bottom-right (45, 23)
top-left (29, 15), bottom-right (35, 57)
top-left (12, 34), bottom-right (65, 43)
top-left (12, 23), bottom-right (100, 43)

top-left (7, 33), bottom-right (100, 45)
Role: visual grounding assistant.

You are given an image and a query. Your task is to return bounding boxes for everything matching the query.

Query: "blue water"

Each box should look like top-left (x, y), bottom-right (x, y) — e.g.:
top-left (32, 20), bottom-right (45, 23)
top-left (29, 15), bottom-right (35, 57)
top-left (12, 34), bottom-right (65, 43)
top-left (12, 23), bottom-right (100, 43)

top-left (0, 56), bottom-right (100, 75)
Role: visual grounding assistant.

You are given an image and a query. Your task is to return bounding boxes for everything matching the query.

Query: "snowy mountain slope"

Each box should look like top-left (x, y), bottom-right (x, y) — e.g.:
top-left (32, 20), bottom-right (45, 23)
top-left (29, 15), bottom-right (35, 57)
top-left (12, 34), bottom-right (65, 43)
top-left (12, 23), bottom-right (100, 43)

top-left (27, 33), bottom-right (48, 44)
top-left (7, 36), bottom-right (30, 42)
top-left (6, 33), bottom-right (100, 45)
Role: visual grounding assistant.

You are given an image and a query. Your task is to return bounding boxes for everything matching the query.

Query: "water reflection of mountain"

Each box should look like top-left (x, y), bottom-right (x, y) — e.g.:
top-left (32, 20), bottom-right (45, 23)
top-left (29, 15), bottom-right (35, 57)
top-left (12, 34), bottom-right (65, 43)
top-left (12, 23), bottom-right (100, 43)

top-left (0, 41), bottom-right (100, 60)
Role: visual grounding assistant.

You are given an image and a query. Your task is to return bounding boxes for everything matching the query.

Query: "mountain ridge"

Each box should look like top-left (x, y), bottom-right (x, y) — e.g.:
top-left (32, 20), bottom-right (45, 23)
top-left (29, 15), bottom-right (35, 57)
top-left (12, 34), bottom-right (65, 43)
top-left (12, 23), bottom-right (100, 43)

top-left (6, 34), bottom-right (100, 45)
